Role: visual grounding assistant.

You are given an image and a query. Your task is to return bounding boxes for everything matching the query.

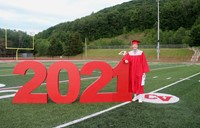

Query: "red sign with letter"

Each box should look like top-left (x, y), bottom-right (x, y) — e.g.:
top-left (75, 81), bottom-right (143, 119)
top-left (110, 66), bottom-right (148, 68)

top-left (142, 93), bottom-right (179, 104)
top-left (12, 61), bottom-right (132, 104)
top-left (144, 94), bottom-right (172, 101)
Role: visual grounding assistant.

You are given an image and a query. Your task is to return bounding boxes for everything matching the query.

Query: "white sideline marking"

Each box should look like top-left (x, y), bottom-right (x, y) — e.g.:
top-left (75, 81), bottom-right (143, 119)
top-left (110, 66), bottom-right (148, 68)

top-left (151, 72), bottom-right (200, 93)
top-left (151, 65), bottom-right (189, 71)
top-left (166, 77), bottom-right (171, 80)
top-left (0, 84), bottom-right (6, 88)
top-left (55, 72), bottom-right (200, 128)
top-left (153, 76), bottom-right (158, 79)
top-left (0, 90), bottom-right (18, 99)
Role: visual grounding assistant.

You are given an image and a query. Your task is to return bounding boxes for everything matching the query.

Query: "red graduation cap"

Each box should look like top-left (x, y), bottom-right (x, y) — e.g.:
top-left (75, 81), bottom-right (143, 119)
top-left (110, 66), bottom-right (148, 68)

top-left (131, 40), bottom-right (140, 45)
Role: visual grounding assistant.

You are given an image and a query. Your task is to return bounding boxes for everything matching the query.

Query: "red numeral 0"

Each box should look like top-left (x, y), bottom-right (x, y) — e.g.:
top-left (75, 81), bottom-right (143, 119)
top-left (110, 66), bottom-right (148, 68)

top-left (46, 61), bottom-right (80, 104)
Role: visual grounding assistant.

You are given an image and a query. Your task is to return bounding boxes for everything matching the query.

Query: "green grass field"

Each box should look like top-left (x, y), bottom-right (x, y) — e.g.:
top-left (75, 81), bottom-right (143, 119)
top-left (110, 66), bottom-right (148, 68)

top-left (0, 60), bottom-right (200, 128)
top-left (85, 48), bottom-right (194, 62)
top-left (35, 48), bottom-right (195, 62)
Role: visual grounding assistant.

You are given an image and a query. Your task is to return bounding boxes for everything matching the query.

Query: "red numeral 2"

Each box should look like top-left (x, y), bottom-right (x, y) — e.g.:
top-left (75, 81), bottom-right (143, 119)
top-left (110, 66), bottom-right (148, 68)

top-left (12, 61), bottom-right (131, 104)
top-left (12, 61), bottom-right (47, 104)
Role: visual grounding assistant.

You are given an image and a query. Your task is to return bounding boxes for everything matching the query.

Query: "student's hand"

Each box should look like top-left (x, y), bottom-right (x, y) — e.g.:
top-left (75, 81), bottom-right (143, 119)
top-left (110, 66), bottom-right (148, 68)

top-left (124, 60), bottom-right (128, 63)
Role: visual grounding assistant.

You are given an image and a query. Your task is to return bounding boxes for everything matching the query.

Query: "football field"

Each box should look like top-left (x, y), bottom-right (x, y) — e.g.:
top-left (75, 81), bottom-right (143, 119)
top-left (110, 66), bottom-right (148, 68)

top-left (0, 60), bottom-right (200, 128)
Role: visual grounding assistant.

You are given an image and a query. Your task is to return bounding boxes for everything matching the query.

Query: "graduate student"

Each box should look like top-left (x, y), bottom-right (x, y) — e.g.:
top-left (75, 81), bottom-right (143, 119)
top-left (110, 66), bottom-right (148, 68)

top-left (122, 40), bottom-right (150, 103)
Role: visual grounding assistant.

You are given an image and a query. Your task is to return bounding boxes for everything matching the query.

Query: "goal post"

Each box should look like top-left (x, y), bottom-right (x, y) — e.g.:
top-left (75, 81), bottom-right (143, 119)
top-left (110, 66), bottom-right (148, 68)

top-left (5, 29), bottom-right (35, 60)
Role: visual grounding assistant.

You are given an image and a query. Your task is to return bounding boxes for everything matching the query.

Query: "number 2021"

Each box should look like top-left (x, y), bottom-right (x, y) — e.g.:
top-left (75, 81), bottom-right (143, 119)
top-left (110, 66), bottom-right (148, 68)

top-left (12, 61), bottom-right (132, 104)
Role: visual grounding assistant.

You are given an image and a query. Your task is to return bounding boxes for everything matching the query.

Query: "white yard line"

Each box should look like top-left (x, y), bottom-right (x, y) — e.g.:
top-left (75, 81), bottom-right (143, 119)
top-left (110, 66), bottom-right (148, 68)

top-left (153, 76), bottom-right (158, 79)
top-left (0, 64), bottom-right (193, 90)
top-left (0, 77), bottom-right (99, 90)
top-left (0, 64), bottom-right (188, 77)
top-left (0, 63), bottom-right (86, 73)
top-left (150, 72), bottom-right (200, 93)
top-left (0, 64), bottom-right (188, 94)
top-left (0, 84), bottom-right (6, 88)
top-left (0, 60), bottom-right (118, 71)
top-left (55, 72), bottom-right (200, 128)
top-left (151, 64), bottom-right (189, 71)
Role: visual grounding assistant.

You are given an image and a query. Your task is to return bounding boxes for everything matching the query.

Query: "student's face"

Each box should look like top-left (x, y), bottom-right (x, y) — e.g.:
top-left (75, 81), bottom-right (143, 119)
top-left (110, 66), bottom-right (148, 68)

top-left (132, 44), bottom-right (138, 50)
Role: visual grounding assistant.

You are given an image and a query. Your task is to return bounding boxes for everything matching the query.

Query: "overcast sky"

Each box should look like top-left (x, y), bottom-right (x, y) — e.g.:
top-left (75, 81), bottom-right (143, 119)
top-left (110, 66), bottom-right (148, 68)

top-left (0, 0), bottom-right (131, 34)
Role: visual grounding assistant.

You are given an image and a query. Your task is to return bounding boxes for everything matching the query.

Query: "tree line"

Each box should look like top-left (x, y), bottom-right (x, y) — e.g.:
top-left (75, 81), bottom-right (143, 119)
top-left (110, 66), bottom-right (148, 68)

top-left (35, 0), bottom-right (200, 56)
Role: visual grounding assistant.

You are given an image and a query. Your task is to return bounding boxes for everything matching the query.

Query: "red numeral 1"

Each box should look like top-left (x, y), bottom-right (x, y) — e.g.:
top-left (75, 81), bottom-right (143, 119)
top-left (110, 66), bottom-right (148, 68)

top-left (112, 61), bottom-right (132, 101)
top-left (46, 61), bottom-right (80, 104)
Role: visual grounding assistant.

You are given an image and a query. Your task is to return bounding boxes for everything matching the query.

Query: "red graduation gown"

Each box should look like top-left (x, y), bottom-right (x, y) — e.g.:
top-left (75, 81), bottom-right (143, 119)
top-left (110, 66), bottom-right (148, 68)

top-left (122, 50), bottom-right (150, 94)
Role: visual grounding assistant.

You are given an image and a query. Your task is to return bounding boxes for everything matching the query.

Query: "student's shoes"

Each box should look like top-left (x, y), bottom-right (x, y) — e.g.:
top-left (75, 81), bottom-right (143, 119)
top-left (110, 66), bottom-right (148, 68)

top-left (138, 99), bottom-right (143, 103)
top-left (132, 97), bottom-right (137, 101)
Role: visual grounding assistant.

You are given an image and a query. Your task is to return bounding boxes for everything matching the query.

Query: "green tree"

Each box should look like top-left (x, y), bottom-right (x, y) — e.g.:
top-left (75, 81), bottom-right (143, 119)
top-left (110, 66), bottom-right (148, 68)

top-left (141, 29), bottom-right (157, 45)
top-left (48, 37), bottom-right (63, 56)
top-left (110, 39), bottom-right (124, 45)
top-left (190, 24), bottom-right (200, 46)
top-left (64, 32), bottom-right (83, 56)
top-left (173, 27), bottom-right (191, 44)
top-left (35, 39), bottom-right (50, 56)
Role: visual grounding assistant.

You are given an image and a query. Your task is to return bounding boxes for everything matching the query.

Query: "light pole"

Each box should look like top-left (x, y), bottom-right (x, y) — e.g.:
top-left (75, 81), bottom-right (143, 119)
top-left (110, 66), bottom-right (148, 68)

top-left (157, 0), bottom-right (160, 60)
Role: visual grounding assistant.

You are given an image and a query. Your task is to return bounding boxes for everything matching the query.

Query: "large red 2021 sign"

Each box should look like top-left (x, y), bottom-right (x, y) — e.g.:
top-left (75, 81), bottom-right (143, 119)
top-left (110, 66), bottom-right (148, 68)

top-left (12, 61), bottom-right (132, 104)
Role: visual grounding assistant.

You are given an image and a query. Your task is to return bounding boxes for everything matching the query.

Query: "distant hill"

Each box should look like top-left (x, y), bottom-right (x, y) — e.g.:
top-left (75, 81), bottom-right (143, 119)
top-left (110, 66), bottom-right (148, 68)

top-left (1, 0), bottom-right (200, 57)
top-left (33, 0), bottom-right (200, 57)
top-left (36, 0), bottom-right (200, 43)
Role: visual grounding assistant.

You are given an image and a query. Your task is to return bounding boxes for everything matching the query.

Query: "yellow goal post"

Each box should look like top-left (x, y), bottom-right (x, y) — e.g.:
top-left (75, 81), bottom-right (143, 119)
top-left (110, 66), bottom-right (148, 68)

top-left (5, 29), bottom-right (35, 60)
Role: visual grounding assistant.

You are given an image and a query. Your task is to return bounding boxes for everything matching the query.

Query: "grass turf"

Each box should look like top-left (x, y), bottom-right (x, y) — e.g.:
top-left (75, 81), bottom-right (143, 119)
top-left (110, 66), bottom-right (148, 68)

top-left (0, 61), bottom-right (199, 128)
top-left (69, 73), bottom-right (200, 128)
